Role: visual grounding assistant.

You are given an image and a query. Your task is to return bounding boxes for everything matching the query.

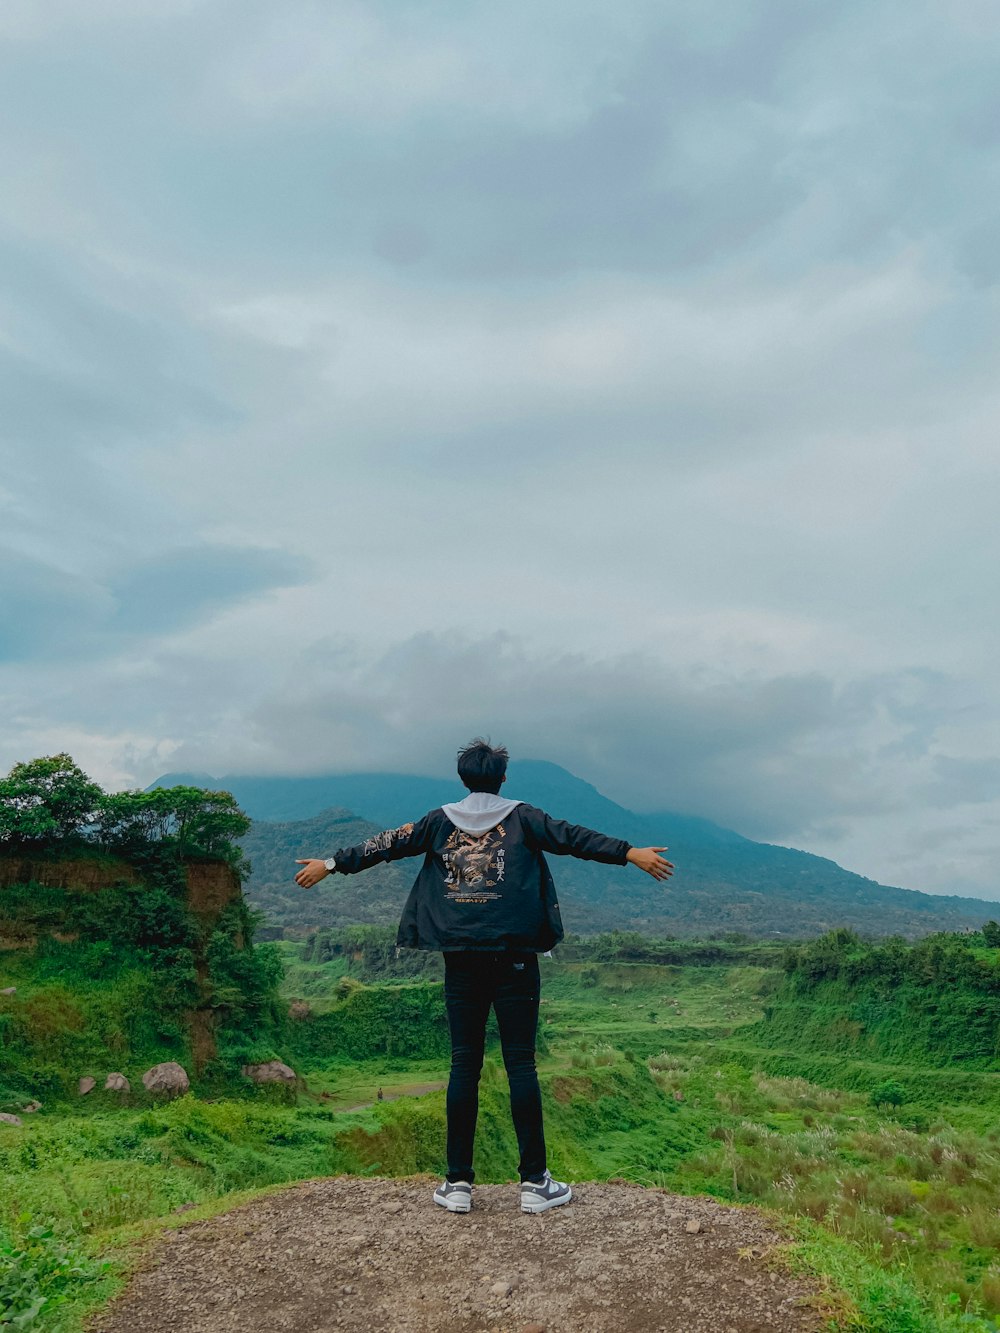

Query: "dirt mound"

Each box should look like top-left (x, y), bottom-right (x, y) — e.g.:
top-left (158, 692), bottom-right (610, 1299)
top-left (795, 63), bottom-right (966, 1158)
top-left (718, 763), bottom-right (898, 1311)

top-left (91, 1177), bottom-right (825, 1332)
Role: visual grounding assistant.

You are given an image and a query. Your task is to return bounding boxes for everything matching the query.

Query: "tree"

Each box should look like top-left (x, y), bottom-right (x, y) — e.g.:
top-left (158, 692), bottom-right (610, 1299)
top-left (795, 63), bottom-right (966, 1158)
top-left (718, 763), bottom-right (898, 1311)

top-left (982, 921), bottom-right (1000, 949)
top-left (0, 754), bottom-right (103, 845)
top-left (870, 1078), bottom-right (906, 1111)
top-left (99, 786), bottom-right (250, 869)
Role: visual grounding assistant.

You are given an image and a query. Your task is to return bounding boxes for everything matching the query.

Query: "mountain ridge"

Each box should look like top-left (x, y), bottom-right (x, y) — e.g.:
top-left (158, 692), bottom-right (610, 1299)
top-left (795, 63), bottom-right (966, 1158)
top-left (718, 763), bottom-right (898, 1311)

top-left (151, 762), bottom-right (999, 938)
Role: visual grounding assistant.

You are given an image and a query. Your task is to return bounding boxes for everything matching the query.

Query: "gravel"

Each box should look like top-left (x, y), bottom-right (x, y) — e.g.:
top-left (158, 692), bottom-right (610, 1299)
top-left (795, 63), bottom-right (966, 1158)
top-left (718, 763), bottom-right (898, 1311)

top-left (90, 1177), bottom-right (825, 1333)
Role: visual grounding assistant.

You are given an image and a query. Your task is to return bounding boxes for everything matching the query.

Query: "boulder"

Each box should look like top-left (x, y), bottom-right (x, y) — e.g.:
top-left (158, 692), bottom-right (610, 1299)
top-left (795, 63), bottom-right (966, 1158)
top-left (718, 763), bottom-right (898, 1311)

top-left (22, 1101), bottom-right (42, 1113)
top-left (0, 1113), bottom-right (22, 1127)
top-left (78, 1076), bottom-right (96, 1095)
top-left (288, 1001), bottom-right (312, 1020)
top-left (241, 1060), bottom-right (297, 1085)
top-left (0, 986), bottom-right (16, 995)
top-left (104, 1072), bottom-right (130, 1093)
top-left (142, 1062), bottom-right (190, 1096)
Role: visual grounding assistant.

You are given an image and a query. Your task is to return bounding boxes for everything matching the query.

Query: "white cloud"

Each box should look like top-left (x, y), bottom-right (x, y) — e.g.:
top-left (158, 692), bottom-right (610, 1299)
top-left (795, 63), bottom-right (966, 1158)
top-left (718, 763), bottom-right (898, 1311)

top-left (1, 0), bottom-right (998, 898)
top-left (209, 0), bottom-right (644, 131)
top-left (0, 0), bottom-right (205, 41)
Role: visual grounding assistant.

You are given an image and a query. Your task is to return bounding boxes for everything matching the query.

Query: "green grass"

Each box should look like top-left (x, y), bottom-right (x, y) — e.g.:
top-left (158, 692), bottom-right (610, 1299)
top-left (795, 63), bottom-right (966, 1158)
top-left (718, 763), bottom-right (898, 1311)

top-left (0, 879), bottom-right (285, 1113)
top-left (268, 934), bottom-right (1000, 1327)
top-left (8, 1046), bottom-right (999, 1333)
top-left (624, 1054), bottom-right (1000, 1325)
top-left (10, 927), bottom-right (1000, 1331)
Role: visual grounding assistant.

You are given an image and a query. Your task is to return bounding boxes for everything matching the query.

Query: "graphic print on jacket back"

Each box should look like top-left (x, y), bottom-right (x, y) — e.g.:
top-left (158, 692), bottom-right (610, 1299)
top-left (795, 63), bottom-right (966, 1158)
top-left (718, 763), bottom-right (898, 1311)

top-left (442, 823), bottom-right (507, 904)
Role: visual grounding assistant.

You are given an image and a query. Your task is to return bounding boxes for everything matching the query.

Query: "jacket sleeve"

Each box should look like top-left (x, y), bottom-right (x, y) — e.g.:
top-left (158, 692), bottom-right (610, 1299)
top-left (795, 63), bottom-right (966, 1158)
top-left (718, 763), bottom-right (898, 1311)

top-left (519, 805), bottom-right (631, 865)
top-left (332, 811), bottom-right (438, 875)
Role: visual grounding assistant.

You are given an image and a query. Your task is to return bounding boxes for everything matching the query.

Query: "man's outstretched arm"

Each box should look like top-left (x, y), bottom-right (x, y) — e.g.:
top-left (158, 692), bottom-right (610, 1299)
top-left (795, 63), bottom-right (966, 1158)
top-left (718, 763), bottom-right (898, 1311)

top-left (519, 805), bottom-right (674, 882)
top-left (294, 813), bottom-right (434, 888)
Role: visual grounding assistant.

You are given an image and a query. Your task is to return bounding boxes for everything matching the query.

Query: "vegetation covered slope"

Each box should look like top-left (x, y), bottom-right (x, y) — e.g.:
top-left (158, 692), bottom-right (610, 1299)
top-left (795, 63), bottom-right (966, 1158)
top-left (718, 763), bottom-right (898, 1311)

top-left (0, 756), bottom-right (286, 1109)
top-left (236, 794), bottom-right (996, 939)
top-left (10, 910), bottom-right (1000, 1329)
top-left (238, 808), bottom-right (416, 935)
top-left (273, 926), bottom-right (1000, 1331)
top-left (749, 927), bottom-right (1000, 1068)
top-left (9, 755), bottom-right (1000, 1331)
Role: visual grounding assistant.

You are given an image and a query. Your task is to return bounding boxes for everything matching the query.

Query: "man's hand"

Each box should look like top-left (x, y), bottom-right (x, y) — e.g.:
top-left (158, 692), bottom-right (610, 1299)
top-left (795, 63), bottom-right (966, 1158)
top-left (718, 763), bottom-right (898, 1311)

top-left (626, 846), bottom-right (674, 882)
top-left (295, 859), bottom-right (330, 889)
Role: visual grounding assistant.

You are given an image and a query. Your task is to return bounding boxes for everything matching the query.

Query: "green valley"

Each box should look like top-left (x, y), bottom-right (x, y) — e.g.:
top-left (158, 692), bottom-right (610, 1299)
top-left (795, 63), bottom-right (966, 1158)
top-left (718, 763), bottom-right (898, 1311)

top-left (6, 758), bottom-right (1000, 1331)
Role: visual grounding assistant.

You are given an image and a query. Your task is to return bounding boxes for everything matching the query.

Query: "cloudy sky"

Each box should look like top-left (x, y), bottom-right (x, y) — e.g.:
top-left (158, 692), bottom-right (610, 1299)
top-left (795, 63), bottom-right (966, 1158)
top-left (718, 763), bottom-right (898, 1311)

top-left (2, 0), bottom-right (999, 897)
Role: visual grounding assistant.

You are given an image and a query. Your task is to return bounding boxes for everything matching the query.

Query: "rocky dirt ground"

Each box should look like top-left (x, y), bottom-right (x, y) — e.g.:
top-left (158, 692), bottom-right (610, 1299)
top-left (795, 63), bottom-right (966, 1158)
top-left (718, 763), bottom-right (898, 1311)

top-left (91, 1177), bottom-right (828, 1333)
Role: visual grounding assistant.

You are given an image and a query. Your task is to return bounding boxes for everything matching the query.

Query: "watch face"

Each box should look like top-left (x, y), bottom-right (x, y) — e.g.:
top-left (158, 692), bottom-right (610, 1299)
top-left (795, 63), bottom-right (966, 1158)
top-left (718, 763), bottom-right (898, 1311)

top-left (324, 858), bottom-right (337, 872)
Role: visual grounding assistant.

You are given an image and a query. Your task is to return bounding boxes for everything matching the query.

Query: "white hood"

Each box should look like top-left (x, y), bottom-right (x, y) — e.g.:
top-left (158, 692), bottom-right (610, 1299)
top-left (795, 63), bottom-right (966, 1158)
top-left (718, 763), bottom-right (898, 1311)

top-left (441, 791), bottom-right (522, 834)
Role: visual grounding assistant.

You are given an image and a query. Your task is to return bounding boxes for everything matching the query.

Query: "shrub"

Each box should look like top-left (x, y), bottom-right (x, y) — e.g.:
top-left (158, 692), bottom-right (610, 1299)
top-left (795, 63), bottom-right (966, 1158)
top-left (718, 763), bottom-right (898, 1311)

top-left (0, 1220), bottom-right (110, 1328)
top-left (870, 1079), bottom-right (907, 1110)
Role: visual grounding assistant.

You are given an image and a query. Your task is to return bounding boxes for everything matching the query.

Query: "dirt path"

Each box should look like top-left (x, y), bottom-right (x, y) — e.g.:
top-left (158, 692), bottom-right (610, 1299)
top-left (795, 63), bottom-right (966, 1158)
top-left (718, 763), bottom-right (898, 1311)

top-left (91, 1178), bottom-right (827, 1333)
top-left (337, 1081), bottom-right (446, 1113)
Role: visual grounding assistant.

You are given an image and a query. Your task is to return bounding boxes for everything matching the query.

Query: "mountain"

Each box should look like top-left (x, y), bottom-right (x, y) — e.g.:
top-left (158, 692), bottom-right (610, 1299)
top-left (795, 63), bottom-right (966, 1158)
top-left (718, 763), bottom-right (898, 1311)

top-left (153, 763), bottom-right (998, 940)
top-left (151, 760), bottom-right (742, 845)
top-left (238, 807), bottom-right (417, 935)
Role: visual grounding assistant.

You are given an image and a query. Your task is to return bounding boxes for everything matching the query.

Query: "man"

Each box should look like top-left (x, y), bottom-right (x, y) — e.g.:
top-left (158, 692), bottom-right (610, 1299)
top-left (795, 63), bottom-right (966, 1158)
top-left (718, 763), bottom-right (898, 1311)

top-left (294, 739), bottom-right (673, 1214)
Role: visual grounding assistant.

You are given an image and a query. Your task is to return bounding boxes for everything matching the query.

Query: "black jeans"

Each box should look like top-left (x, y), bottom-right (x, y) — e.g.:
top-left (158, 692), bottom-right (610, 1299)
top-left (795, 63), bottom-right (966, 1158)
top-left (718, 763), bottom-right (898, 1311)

top-left (443, 950), bottom-right (545, 1184)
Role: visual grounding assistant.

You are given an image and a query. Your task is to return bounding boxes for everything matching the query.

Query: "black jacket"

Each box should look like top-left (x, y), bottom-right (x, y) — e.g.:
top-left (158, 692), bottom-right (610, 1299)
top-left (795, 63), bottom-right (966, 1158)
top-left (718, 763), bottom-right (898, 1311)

top-left (329, 803), bottom-right (631, 952)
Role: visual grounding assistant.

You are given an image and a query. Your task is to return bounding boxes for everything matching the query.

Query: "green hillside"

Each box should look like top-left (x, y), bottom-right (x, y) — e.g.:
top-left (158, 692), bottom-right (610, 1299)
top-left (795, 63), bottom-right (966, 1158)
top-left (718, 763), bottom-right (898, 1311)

top-left (750, 928), bottom-right (1000, 1068)
top-left (10, 910), bottom-right (1000, 1329)
top-left (9, 758), bottom-right (1000, 1331)
top-left (0, 862), bottom-right (286, 1111)
top-left (156, 761), bottom-right (1000, 939)
top-left (0, 756), bottom-right (286, 1109)
top-left (237, 801), bottom-right (998, 940)
top-left (238, 808), bottom-right (416, 935)
top-left (272, 925), bottom-right (1000, 1328)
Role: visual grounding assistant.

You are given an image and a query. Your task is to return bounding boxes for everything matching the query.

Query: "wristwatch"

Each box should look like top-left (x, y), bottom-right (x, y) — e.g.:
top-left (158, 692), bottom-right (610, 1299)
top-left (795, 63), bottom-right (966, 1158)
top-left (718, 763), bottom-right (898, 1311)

top-left (323, 858), bottom-right (337, 873)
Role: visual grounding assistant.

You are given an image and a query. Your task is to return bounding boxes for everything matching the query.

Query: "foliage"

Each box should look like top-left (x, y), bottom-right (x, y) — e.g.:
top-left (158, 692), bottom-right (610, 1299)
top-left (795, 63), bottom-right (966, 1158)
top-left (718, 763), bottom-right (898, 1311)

top-left (282, 980), bottom-right (450, 1064)
top-left (14, 920), bottom-right (1000, 1330)
top-left (0, 757), bottom-right (103, 847)
top-left (301, 926), bottom-right (441, 980)
top-left (67, 882), bottom-right (197, 969)
top-left (0, 883), bottom-right (280, 1107)
top-left (99, 787), bottom-right (250, 873)
top-left (783, 928), bottom-right (1000, 995)
top-left (0, 1220), bottom-right (109, 1330)
top-left (870, 1079), bottom-right (907, 1110)
top-left (206, 902), bottom-right (285, 1073)
top-left (291, 925), bottom-right (787, 987)
top-left (754, 928), bottom-right (1000, 1067)
top-left (0, 755), bottom-right (250, 877)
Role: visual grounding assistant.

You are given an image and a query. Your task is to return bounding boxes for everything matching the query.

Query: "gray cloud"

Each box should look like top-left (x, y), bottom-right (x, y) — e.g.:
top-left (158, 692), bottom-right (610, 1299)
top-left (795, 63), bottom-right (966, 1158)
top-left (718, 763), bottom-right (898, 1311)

top-left (0, 549), bottom-right (110, 662)
top-left (0, 544), bottom-right (311, 662)
top-left (149, 632), bottom-right (975, 843)
top-left (927, 756), bottom-right (1000, 808)
top-left (109, 546), bottom-right (312, 636)
top-left (1, 0), bottom-right (998, 898)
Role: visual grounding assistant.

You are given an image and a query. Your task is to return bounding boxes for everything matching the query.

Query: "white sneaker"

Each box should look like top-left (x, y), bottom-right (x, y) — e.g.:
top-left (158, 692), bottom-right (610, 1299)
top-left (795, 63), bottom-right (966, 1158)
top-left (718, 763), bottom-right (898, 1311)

top-left (520, 1171), bottom-right (572, 1213)
top-left (433, 1179), bottom-right (472, 1213)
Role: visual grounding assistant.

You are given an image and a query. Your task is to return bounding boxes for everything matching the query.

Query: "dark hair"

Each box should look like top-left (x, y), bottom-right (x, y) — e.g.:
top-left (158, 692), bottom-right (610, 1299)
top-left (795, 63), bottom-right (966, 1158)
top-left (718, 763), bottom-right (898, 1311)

top-left (457, 737), bottom-right (509, 793)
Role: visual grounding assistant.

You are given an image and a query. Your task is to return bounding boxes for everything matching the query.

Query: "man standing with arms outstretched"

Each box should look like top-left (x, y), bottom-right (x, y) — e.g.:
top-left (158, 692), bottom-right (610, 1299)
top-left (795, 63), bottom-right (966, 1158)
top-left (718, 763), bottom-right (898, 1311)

top-left (294, 739), bottom-right (673, 1214)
